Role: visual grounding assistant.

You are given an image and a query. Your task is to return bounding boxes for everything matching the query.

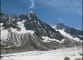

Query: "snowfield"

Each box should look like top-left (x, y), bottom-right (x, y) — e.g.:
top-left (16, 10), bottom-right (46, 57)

top-left (1, 47), bottom-right (82, 60)
top-left (42, 36), bottom-right (65, 43)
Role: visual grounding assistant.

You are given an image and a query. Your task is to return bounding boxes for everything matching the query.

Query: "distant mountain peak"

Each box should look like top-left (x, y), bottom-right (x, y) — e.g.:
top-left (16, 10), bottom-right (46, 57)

top-left (51, 24), bottom-right (83, 40)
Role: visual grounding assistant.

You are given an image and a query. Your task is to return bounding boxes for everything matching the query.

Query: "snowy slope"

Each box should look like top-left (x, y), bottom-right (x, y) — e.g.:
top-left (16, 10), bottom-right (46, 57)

top-left (1, 46), bottom-right (82, 60)
top-left (41, 36), bottom-right (65, 43)
top-left (58, 29), bottom-right (82, 42)
top-left (51, 25), bottom-right (83, 43)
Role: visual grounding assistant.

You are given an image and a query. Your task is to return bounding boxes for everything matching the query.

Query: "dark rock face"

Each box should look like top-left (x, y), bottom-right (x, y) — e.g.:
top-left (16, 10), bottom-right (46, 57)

top-left (24, 13), bottom-right (63, 40)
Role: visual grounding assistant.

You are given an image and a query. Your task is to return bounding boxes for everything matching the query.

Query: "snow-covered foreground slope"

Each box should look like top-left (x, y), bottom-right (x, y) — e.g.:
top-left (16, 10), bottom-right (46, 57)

top-left (1, 46), bottom-right (82, 60)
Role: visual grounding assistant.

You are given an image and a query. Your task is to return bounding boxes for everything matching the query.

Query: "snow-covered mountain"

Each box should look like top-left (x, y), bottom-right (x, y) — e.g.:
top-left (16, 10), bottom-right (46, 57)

top-left (0, 11), bottom-right (82, 54)
top-left (51, 24), bottom-right (82, 42)
top-left (51, 23), bottom-right (83, 40)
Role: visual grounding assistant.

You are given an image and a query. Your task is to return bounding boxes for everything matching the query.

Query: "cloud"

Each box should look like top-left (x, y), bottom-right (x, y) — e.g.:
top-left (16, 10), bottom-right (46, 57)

top-left (29, 0), bottom-right (35, 9)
